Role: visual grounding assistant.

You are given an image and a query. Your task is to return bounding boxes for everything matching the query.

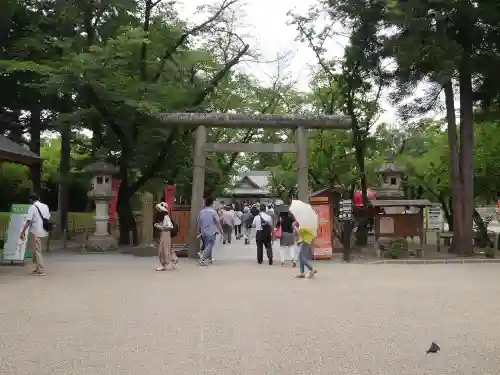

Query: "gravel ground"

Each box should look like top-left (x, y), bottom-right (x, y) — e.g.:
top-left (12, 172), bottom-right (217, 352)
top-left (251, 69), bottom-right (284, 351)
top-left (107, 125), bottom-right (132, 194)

top-left (1, 246), bottom-right (500, 375)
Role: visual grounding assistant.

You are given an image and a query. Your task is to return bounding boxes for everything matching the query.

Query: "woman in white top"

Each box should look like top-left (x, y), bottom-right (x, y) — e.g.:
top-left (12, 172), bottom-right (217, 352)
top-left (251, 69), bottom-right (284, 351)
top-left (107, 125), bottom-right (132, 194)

top-left (233, 206), bottom-right (243, 239)
top-left (154, 202), bottom-right (178, 271)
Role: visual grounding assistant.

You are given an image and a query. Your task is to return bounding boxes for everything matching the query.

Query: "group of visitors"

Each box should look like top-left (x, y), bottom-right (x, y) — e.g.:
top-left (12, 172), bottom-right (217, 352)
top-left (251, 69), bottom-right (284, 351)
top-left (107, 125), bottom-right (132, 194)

top-left (215, 202), bottom-right (275, 245)
top-left (17, 192), bottom-right (316, 279)
top-left (194, 198), bottom-right (317, 279)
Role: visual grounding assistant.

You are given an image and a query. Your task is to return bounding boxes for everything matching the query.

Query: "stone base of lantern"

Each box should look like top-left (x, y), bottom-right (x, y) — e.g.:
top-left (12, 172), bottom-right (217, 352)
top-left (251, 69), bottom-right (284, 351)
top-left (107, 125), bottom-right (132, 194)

top-left (85, 234), bottom-right (118, 252)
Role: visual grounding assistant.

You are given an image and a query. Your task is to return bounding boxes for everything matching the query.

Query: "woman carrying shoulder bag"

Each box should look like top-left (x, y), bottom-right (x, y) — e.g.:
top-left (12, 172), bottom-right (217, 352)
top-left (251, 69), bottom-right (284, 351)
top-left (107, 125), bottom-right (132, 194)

top-left (154, 202), bottom-right (178, 271)
top-left (276, 211), bottom-right (297, 267)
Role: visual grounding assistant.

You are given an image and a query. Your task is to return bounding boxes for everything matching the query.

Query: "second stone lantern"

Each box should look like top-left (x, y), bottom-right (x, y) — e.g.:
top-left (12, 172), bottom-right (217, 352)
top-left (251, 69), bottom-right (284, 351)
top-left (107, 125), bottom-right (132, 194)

top-left (84, 152), bottom-right (119, 251)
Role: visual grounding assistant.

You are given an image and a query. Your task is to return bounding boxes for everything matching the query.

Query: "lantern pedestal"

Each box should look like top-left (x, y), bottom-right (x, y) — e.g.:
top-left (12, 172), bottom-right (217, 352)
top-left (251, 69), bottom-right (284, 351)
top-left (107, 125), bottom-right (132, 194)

top-left (86, 195), bottom-right (117, 251)
top-left (86, 234), bottom-right (117, 252)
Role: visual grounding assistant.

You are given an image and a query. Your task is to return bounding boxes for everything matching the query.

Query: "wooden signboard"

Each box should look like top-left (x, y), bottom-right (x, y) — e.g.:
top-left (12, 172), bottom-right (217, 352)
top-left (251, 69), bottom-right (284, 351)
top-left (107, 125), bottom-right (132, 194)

top-left (375, 213), bottom-right (423, 238)
top-left (426, 204), bottom-right (443, 231)
top-left (379, 216), bottom-right (395, 234)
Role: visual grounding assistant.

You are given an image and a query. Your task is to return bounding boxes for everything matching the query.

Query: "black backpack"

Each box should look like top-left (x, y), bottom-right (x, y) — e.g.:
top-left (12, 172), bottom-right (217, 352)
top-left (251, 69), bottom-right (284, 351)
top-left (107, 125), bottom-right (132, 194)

top-left (259, 214), bottom-right (272, 236)
top-left (245, 215), bottom-right (254, 228)
top-left (34, 204), bottom-right (53, 232)
top-left (170, 216), bottom-right (179, 237)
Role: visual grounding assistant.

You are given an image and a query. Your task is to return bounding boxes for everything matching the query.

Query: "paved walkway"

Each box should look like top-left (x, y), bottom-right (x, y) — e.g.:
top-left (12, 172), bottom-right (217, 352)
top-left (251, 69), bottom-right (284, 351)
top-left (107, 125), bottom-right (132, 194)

top-left (1, 250), bottom-right (500, 374)
top-left (211, 237), bottom-right (280, 262)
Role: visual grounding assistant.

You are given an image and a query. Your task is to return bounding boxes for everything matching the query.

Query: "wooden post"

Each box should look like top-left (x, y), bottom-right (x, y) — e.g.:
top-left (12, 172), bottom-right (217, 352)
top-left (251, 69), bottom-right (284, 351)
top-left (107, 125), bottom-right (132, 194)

top-left (419, 210), bottom-right (425, 257)
top-left (296, 125), bottom-right (309, 202)
top-left (188, 125), bottom-right (206, 258)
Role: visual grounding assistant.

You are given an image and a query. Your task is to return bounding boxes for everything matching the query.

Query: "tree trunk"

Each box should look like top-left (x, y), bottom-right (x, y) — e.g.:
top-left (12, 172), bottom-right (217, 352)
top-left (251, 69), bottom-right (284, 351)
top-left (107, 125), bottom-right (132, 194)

top-left (457, 39), bottom-right (475, 256)
top-left (440, 199), bottom-right (452, 231)
top-left (56, 122), bottom-right (71, 237)
top-left (447, 197), bottom-right (454, 231)
top-left (473, 209), bottom-right (493, 248)
top-left (443, 80), bottom-right (461, 251)
top-left (354, 134), bottom-right (369, 246)
top-left (82, 4), bottom-right (103, 156)
top-left (91, 121), bottom-right (103, 156)
top-left (116, 181), bottom-right (138, 245)
top-left (29, 107), bottom-right (42, 194)
top-left (342, 220), bottom-right (354, 262)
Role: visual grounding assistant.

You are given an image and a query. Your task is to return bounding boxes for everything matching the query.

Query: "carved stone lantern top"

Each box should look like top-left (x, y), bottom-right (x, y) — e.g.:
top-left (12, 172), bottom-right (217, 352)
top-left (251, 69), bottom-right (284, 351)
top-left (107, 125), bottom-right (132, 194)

top-left (376, 148), bottom-right (405, 175)
top-left (85, 148), bottom-right (118, 200)
top-left (84, 148), bottom-right (119, 176)
top-left (376, 162), bottom-right (405, 174)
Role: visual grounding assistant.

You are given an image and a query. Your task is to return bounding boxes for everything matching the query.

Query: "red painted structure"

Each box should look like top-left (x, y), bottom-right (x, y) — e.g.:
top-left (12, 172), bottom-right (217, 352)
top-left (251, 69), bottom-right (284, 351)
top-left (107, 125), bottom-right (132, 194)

top-left (352, 189), bottom-right (376, 207)
top-left (164, 184), bottom-right (176, 209)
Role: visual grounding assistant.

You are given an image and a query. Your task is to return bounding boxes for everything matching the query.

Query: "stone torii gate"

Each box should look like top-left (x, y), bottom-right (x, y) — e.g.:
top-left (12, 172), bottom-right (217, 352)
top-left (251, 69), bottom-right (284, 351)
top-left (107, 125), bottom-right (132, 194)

top-left (158, 113), bottom-right (351, 257)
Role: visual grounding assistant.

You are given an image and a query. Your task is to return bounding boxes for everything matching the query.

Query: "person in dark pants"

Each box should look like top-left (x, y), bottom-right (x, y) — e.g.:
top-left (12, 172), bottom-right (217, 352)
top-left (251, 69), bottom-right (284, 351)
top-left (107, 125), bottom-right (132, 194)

top-left (252, 203), bottom-right (273, 265)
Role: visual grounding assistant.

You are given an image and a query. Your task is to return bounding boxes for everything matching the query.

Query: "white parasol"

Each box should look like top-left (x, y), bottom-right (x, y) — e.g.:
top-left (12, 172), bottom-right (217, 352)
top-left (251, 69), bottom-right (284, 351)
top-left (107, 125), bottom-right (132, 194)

top-left (289, 200), bottom-right (319, 237)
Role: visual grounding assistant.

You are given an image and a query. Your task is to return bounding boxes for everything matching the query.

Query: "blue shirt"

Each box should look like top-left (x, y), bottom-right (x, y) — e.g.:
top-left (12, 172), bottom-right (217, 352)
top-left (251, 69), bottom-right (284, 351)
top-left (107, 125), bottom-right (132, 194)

top-left (197, 207), bottom-right (220, 236)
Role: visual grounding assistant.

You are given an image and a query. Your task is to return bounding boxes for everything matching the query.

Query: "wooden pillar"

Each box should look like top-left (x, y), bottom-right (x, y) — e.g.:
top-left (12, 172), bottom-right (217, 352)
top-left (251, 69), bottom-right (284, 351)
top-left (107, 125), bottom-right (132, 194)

top-left (296, 125), bottom-right (309, 202)
top-left (188, 125), bottom-right (206, 258)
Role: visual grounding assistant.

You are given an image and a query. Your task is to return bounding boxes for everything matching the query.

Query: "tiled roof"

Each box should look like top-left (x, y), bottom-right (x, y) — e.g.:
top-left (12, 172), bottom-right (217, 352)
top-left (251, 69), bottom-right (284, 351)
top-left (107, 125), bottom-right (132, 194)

top-left (223, 171), bottom-right (273, 196)
top-left (226, 188), bottom-right (272, 196)
top-left (371, 199), bottom-right (432, 207)
top-left (237, 171), bottom-right (271, 192)
top-left (0, 135), bottom-right (41, 165)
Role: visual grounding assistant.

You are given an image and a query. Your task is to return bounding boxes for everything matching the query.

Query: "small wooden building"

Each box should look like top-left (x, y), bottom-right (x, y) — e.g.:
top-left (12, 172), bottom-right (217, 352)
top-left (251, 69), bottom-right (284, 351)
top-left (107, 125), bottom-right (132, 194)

top-left (371, 199), bottom-right (432, 256)
top-left (0, 135), bottom-right (41, 166)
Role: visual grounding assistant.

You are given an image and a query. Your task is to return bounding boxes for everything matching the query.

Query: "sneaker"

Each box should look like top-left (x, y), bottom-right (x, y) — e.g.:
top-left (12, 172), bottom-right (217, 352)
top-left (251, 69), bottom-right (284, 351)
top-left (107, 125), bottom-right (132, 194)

top-left (198, 258), bottom-right (209, 266)
top-left (308, 269), bottom-right (318, 278)
top-left (31, 270), bottom-right (45, 276)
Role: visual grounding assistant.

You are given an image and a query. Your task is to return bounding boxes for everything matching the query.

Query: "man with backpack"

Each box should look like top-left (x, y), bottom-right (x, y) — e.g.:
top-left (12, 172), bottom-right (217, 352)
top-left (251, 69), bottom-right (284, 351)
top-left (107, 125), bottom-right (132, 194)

top-left (252, 203), bottom-right (273, 265)
top-left (20, 193), bottom-right (51, 276)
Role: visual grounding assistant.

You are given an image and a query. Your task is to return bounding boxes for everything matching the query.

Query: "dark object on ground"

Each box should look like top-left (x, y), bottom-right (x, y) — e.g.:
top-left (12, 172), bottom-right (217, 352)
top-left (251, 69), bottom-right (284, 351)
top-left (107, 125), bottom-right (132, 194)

top-left (426, 342), bottom-right (440, 354)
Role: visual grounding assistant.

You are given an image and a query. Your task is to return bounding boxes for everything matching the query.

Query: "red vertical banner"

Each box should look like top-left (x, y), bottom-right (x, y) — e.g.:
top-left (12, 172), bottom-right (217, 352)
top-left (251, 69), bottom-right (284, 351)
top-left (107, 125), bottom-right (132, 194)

top-left (109, 179), bottom-right (121, 224)
top-left (164, 184), bottom-right (176, 209)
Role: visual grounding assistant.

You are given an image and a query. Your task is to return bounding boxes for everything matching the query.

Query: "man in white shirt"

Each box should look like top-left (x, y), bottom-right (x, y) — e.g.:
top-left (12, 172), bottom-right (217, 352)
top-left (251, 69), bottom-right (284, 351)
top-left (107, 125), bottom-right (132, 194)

top-left (221, 206), bottom-right (235, 244)
top-left (252, 204), bottom-right (273, 265)
top-left (20, 193), bottom-right (51, 275)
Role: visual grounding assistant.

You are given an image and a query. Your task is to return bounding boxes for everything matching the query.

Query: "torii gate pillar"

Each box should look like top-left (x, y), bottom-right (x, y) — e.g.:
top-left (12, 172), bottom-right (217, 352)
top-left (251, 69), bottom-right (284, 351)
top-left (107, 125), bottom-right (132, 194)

top-left (296, 125), bottom-right (309, 202)
top-left (188, 125), bottom-right (206, 257)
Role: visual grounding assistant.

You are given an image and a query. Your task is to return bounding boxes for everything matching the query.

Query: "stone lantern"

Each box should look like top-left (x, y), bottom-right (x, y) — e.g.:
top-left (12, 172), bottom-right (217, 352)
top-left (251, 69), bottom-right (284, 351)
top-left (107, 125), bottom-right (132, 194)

top-left (376, 162), bottom-right (405, 199)
top-left (84, 152), bottom-right (119, 251)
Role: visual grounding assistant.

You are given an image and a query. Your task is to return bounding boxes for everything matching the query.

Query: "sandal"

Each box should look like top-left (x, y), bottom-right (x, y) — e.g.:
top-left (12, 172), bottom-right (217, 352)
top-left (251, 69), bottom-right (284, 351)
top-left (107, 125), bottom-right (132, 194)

top-left (156, 266), bottom-right (167, 271)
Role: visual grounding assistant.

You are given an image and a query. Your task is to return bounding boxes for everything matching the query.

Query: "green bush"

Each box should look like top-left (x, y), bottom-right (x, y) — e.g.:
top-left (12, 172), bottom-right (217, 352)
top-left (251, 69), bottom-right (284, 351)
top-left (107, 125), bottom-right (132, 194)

top-left (389, 238), bottom-right (409, 259)
top-left (485, 247), bottom-right (496, 258)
